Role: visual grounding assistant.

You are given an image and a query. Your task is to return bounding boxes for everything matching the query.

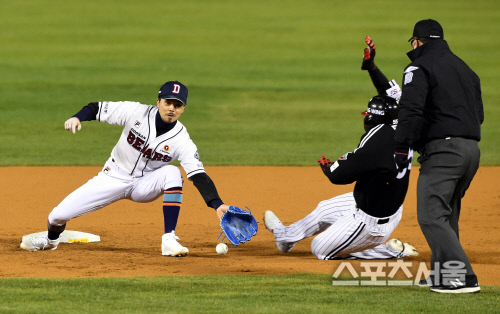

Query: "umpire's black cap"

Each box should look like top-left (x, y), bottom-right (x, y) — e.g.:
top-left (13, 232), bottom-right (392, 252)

top-left (158, 81), bottom-right (188, 105)
top-left (408, 19), bottom-right (444, 41)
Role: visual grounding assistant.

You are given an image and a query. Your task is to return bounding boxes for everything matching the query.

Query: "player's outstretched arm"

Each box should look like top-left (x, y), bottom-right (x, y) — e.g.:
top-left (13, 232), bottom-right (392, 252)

top-left (362, 36), bottom-right (393, 95)
top-left (190, 172), bottom-right (229, 221)
top-left (64, 117), bottom-right (82, 134)
top-left (64, 102), bottom-right (99, 134)
top-left (361, 36), bottom-right (377, 71)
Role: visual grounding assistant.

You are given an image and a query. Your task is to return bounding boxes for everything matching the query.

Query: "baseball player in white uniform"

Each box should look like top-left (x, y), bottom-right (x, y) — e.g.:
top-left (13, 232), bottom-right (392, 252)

top-left (264, 92), bottom-right (418, 260)
top-left (21, 81), bottom-right (230, 256)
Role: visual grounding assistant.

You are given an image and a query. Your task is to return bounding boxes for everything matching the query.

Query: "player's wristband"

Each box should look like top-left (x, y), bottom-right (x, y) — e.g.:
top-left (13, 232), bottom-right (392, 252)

top-left (395, 143), bottom-right (410, 155)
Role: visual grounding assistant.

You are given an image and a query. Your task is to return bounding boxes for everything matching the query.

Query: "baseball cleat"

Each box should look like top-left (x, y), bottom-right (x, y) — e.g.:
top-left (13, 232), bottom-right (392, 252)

top-left (429, 274), bottom-right (480, 294)
top-left (20, 236), bottom-right (59, 251)
top-left (386, 238), bottom-right (418, 258)
top-left (263, 210), bottom-right (283, 232)
top-left (430, 285), bottom-right (480, 294)
top-left (161, 231), bottom-right (189, 257)
top-left (263, 211), bottom-right (296, 253)
top-left (401, 242), bottom-right (418, 257)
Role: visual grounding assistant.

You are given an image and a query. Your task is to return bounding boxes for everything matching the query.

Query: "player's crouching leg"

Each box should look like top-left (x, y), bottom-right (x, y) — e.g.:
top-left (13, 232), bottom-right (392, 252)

top-left (130, 165), bottom-right (183, 202)
top-left (132, 165), bottom-right (188, 256)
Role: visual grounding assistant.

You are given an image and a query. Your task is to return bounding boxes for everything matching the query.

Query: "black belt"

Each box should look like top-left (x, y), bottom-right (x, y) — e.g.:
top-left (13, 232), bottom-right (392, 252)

top-left (377, 218), bottom-right (390, 224)
top-left (356, 208), bottom-right (390, 224)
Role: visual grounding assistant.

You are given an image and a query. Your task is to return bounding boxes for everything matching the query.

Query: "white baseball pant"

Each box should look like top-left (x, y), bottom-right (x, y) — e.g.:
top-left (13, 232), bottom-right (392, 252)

top-left (273, 192), bottom-right (403, 260)
top-left (48, 157), bottom-right (183, 226)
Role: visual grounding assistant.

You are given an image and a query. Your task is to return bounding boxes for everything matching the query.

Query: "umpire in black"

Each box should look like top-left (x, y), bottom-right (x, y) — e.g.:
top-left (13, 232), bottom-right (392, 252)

top-left (394, 19), bottom-right (484, 293)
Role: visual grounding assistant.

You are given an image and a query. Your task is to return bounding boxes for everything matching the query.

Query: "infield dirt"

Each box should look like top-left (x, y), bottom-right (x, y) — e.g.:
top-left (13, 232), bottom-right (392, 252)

top-left (1, 166), bottom-right (499, 285)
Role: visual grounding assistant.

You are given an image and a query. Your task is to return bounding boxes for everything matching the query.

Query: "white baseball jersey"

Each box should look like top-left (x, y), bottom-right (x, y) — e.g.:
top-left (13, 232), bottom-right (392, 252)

top-left (48, 101), bottom-right (204, 226)
top-left (97, 101), bottom-right (205, 178)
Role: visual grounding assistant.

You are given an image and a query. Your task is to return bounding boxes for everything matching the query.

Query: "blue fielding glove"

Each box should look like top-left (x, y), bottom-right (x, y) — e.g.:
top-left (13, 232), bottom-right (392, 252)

top-left (220, 206), bottom-right (258, 246)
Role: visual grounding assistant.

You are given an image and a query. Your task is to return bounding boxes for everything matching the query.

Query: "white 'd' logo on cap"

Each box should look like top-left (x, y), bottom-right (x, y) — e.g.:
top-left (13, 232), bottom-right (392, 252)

top-left (172, 84), bottom-right (180, 94)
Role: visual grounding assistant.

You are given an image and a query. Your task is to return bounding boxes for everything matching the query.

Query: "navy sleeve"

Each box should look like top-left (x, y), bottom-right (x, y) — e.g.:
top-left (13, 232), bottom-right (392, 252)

top-left (72, 102), bottom-right (99, 121)
top-left (190, 172), bottom-right (223, 209)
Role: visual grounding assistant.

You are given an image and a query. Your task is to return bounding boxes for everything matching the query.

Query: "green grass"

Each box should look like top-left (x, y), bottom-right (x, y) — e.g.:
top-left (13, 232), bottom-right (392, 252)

top-left (0, 274), bottom-right (498, 313)
top-left (0, 0), bottom-right (499, 165)
top-left (1, 2), bottom-right (499, 312)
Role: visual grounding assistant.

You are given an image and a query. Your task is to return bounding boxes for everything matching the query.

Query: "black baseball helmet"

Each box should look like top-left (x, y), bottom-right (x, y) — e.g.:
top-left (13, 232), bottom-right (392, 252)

top-left (362, 95), bottom-right (399, 131)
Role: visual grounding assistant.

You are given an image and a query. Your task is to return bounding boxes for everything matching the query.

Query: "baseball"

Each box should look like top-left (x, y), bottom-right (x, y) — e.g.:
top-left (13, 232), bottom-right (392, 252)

top-left (216, 243), bottom-right (228, 255)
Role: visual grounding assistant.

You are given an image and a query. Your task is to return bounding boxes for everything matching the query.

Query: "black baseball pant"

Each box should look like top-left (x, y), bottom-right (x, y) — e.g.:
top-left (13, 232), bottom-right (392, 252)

top-left (416, 137), bottom-right (480, 277)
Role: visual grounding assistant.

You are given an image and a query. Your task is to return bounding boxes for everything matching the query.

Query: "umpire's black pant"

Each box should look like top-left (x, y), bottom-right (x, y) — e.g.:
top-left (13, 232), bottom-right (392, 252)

top-left (416, 137), bottom-right (480, 277)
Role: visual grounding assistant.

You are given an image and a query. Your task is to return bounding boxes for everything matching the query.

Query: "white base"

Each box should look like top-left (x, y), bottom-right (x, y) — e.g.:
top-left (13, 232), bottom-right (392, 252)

top-left (22, 230), bottom-right (100, 244)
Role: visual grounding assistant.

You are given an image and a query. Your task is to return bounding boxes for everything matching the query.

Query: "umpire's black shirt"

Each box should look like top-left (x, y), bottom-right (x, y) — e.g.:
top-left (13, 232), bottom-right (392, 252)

top-left (325, 124), bottom-right (410, 218)
top-left (395, 39), bottom-right (484, 151)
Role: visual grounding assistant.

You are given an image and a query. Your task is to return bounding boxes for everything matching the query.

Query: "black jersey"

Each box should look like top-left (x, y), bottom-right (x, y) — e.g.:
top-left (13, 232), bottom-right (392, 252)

top-left (395, 40), bottom-right (484, 151)
top-left (324, 124), bottom-right (411, 217)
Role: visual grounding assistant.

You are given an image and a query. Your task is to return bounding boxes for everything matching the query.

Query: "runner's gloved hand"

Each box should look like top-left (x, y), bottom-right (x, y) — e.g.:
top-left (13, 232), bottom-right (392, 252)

top-left (361, 36), bottom-right (377, 71)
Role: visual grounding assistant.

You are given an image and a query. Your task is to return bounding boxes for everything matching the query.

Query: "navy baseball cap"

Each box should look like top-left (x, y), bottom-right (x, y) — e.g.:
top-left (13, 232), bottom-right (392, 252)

top-left (408, 19), bottom-right (444, 41)
top-left (158, 81), bottom-right (188, 105)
